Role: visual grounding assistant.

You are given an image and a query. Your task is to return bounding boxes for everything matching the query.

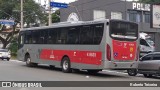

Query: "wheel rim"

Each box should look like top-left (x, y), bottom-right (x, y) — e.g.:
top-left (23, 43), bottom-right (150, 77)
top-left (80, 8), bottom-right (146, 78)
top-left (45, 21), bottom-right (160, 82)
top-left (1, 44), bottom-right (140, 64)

top-left (26, 57), bottom-right (31, 64)
top-left (63, 60), bottom-right (68, 70)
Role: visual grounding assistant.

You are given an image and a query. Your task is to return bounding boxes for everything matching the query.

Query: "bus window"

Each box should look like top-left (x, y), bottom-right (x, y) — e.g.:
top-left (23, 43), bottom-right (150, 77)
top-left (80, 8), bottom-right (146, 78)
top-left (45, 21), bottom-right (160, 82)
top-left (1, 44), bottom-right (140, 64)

top-left (32, 31), bottom-right (40, 44)
top-left (67, 27), bottom-right (80, 44)
top-left (38, 30), bottom-right (48, 44)
top-left (48, 29), bottom-right (57, 44)
top-left (110, 20), bottom-right (138, 41)
top-left (25, 31), bottom-right (32, 44)
top-left (57, 28), bottom-right (68, 44)
top-left (93, 24), bottom-right (104, 44)
top-left (80, 25), bottom-right (93, 44)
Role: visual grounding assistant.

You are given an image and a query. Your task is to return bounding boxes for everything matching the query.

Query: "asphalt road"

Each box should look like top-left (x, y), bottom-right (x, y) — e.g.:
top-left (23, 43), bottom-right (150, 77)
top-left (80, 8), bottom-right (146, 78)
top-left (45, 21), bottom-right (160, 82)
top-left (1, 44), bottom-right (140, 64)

top-left (0, 59), bottom-right (159, 81)
top-left (0, 59), bottom-right (160, 90)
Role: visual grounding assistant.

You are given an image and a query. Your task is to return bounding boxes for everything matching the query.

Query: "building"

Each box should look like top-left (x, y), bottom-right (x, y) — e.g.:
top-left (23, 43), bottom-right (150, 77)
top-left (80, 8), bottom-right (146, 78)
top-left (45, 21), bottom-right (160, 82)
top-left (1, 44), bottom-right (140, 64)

top-left (60, 0), bottom-right (160, 51)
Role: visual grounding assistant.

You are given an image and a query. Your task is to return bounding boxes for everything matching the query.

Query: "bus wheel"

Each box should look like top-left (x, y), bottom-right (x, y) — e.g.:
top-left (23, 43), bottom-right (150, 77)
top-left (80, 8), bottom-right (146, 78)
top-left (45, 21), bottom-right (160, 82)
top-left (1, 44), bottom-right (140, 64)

top-left (87, 70), bottom-right (100, 74)
top-left (25, 55), bottom-right (37, 67)
top-left (62, 57), bottom-right (72, 73)
top-left (127, 69), bottom-right (137, 76)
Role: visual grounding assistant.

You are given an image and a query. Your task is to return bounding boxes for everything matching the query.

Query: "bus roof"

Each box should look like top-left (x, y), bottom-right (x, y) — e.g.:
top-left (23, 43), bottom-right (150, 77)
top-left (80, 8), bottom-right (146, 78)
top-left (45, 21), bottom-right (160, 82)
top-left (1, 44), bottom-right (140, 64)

top-left (21, 19), bottom-right (137, 31)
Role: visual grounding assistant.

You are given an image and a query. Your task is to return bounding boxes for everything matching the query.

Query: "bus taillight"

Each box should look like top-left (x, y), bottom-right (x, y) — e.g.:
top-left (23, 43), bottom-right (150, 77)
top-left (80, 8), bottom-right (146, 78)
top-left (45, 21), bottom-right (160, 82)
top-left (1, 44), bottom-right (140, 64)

top-left (107, 44), bottom-right (111, 61)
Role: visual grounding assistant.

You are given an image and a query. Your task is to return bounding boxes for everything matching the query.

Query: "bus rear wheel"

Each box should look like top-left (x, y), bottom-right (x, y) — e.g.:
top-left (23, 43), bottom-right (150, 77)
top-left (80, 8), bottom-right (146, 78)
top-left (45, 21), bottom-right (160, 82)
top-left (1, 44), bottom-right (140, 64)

top-left (62, 57), bottom-right (72, 73)
top-left (25, 55), bottom-right (37, 67)
top-left (127, 69), bottom-right (137, 76)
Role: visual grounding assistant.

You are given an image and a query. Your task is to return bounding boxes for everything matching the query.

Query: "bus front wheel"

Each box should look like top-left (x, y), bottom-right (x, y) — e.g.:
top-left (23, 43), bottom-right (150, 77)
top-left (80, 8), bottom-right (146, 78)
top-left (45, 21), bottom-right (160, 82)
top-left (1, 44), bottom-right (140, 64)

top-left (25, 55), bottom-right (37, 67)
top-left (62, 57), bottom-right (72, 73)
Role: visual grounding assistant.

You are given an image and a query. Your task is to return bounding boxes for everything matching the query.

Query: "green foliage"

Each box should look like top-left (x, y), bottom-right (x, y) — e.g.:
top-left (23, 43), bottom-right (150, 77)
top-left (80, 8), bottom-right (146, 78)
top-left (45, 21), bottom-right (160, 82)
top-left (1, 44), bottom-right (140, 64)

top-left (52, 10), bottom-right (60, 23)
top-left (139, 0), bottom-right (160, 4)
top-left (8, 37), bottom-right (18, 57)
top-left (0, 0), bottom-right (47, 24)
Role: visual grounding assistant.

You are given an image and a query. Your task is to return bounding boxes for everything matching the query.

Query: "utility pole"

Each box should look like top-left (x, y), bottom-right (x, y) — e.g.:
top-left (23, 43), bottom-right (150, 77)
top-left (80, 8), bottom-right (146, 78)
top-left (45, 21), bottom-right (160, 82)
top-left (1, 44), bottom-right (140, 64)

top-left (48, 0), bottom-right (52, 26)
top-left (21, 0), bottom-right (23, 29)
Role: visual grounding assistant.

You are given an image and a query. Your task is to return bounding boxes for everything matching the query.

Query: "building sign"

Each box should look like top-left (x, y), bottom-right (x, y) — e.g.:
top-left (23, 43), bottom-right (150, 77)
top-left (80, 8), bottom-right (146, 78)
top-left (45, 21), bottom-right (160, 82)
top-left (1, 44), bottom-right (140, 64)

top-left (151, 4), bottom-right (160, 29)
top-left (132, 2), bottom-right (150, 11)
top-left (67, 13), bottom-right (79, 22)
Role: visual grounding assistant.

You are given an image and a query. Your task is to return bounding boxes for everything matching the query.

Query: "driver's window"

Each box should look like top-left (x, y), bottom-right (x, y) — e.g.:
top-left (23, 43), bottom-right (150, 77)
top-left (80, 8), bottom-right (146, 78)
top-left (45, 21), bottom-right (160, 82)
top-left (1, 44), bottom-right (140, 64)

top-left (141, 54), bottom-right (152, 61)
top-left (140, 39), bottom-right (149, 46)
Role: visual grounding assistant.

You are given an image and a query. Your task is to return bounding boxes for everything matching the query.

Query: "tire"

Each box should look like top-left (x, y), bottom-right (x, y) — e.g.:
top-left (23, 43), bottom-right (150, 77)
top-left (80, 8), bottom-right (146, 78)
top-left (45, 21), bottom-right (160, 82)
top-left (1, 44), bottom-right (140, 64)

top-left (61, 57), bottom-right (72, 73)
top-left (127, 69), bottom-right (137, 76)
top-left (143, 74), bottom-right (152, 78)
top-left (7, 58), bottom-right (10, 61)
top-left (87, 70), bottom-right (101, 74)
top-left (25, 55), bottom-right (37, 67)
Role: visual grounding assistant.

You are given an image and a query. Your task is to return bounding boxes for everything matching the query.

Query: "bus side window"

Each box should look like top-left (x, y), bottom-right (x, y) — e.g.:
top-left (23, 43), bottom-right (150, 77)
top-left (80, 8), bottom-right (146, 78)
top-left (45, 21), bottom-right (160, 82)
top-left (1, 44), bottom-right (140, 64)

top-left (47, 29), bottom-right (57, 44)
top-left (38, 30), bottom-right (47, 44)
top-left (80, 25), bottom-right (93, 44)
top-left (140, 39), bottom-right (149, 46)
top-left (32, 31), bottom-right (40, 44)
top-left (57, 28), bottom-right (68, 44)
top-left (67, 27), bottom-right (80, 44)
top-left (25, 31), bottom-right (32, 44)
top-left (93, 24), bottom-right (104, 44)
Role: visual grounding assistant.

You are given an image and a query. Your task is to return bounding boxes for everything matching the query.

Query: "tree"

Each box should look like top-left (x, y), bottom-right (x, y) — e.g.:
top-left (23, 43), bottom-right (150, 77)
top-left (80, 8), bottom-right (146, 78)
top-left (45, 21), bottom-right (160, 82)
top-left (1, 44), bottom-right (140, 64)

top-left (52, 10), bottom-right (60, 23)
top-left (139, 0), bottom-right (160, 4)
top-left (0, 0), bottom-right (47, 49)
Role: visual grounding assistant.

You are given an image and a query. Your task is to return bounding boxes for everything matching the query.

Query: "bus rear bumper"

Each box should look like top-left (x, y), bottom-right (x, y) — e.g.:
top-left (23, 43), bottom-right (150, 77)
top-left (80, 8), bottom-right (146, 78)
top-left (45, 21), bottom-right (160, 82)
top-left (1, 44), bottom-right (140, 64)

top-left (104, 61), bottom-right (138, 70)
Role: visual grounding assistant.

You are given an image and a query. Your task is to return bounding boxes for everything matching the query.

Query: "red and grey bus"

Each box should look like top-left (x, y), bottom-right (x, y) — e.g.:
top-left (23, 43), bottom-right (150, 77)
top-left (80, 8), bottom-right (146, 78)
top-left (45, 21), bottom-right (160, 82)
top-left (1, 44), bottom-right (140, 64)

top-left (17, 19), bottom-right (139, 74)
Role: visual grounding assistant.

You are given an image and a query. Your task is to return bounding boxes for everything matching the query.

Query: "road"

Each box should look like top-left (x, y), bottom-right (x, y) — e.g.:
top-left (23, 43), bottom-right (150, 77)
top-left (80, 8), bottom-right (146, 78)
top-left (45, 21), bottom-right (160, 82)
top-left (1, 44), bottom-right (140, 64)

top-left (0, 59), bottom-right (160, 90)
top-left (0, 59), bottom-right (159, 81)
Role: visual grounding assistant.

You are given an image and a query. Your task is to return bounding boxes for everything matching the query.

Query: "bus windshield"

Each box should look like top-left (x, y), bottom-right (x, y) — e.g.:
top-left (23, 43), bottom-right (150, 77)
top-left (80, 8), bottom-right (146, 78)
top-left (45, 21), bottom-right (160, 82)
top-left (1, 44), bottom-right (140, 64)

top-left (110, 20), bottom-right (138, 41)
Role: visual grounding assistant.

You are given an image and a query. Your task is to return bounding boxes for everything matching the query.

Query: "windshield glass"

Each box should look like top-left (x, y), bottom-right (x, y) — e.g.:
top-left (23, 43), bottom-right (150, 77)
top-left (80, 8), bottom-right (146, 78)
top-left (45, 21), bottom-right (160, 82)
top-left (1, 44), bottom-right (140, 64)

top-left (146, 38), bottom-right (155, 46)
top-left (110, 20), bottom-right (138, 41)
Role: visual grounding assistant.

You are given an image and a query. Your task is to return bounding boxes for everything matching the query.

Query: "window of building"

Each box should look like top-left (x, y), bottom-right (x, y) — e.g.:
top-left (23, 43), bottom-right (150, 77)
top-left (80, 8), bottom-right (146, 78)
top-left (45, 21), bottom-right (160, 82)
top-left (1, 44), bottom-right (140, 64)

top-left (128, 10), bottom-right (142, 22)
top-left (111, 12), bottom-right (122, 20)
top-left (93, 10), bottom-right (106, 20)
top-left (144, 11), bottom-right (150, 23)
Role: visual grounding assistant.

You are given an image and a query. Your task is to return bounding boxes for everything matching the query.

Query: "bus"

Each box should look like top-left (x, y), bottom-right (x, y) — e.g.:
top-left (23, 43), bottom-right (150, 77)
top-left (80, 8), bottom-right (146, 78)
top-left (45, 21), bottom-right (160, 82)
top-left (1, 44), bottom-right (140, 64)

top-left (17, 19), bottom-right (139, 74)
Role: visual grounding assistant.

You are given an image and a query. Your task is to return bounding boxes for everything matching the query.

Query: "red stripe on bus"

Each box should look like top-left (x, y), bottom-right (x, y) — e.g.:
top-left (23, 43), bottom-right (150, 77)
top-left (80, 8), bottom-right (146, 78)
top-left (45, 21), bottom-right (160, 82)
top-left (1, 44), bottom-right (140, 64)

top-left (40, 49), bottom-right (102, 65)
